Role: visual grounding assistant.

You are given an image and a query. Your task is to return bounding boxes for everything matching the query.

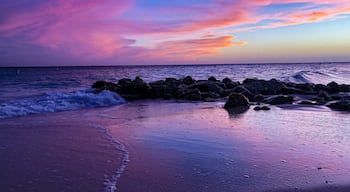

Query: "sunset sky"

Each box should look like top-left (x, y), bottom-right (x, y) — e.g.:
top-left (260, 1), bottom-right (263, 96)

top-left (1, 0), bottom-right (350, 66)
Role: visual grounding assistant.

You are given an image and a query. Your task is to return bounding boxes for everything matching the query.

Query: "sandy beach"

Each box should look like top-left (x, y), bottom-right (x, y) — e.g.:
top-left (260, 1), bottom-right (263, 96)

top-left (0, 110), bottom-right (125, 192)
top-left (2, 100), bottom-right (349, 191)
top-left (102, 101), bottom-right (350, 192)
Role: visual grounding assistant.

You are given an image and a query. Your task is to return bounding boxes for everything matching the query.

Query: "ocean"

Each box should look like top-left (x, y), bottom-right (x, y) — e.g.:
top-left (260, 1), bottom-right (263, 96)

top-left (1, 63), bottom-right (350, 118)
top-left (1, 63), bottom-right (350, 192)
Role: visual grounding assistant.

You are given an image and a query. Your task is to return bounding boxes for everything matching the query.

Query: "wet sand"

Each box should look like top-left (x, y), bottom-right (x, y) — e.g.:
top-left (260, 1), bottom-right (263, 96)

top-left (266, 185), bottom-right (350, 192)
top-left (0, 110), bottom-right (125, 192)
top-left (98, 101), bottom-right (350, 192)
top-left (1, 100), bottom-right (350, 192)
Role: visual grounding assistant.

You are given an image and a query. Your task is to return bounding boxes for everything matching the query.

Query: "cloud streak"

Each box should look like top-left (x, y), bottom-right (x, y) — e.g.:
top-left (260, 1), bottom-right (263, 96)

top-left (0, 0), bottom-right (349, 65)
top-left (149, 36), bottom-right (246, 60)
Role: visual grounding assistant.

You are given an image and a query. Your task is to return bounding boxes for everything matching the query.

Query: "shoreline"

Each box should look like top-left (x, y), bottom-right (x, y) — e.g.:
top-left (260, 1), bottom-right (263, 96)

top-left (1, 71), bottom-right (350, 191)
top-left (0, 109), bottom-right (125, 192)
top-left (98, 100), bottom-right (350, 192)
top-left (0, 100), bottom-right (350, 191)
top-left (266, 185), bottom-right (350, 192)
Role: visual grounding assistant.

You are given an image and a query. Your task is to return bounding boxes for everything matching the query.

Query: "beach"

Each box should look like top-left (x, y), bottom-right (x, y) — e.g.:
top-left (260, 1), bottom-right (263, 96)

top-left (1, 99), bottom-right (350, 191)
top-left (99, 101), bottom-right (350, 192)
top-left (0, 109), bottom-right (125, 192)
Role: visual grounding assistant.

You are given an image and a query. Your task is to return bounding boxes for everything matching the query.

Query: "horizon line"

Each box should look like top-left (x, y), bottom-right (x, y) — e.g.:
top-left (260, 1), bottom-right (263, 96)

top-left (0, 61), bottom-right (349, 68)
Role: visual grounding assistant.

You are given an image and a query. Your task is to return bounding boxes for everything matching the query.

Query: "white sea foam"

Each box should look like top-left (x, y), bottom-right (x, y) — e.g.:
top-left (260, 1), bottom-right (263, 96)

top-left (0, 89), bottom-right (125, 119)
top-left (93, 124), bottom-right (129, 192)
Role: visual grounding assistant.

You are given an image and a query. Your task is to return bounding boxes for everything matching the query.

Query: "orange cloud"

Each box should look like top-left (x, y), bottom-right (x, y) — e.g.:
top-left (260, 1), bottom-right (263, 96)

top-left (224, 1), bottom-right (350, 32)
top-left (148, 36), bottom-right (246, 60)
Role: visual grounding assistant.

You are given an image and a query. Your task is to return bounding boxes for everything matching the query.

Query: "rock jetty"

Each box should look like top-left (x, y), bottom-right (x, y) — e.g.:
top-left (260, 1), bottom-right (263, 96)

top-left (92, 76), bottom-right (350, 111)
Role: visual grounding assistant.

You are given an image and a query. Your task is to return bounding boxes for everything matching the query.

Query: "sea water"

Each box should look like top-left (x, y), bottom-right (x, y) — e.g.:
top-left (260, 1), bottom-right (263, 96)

top-left (0, 63), bottom-right (349, 118)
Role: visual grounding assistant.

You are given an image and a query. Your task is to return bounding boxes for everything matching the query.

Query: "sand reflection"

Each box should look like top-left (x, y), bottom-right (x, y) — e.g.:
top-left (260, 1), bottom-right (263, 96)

top-left (99, 101), bottom-right (350, 192)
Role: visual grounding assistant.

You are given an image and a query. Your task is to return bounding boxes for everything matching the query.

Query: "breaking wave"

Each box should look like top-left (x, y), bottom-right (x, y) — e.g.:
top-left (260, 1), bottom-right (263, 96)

top-left (283, 70), bottom-right (350, 84)
top-left (0, 89), bottom-right (125, 119)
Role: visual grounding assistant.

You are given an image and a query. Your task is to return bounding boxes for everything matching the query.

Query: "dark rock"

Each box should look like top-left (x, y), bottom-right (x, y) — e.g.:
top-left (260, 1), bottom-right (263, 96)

top-left (182, 76), bottom-right (195, 85)
top-left (120, 94), bottom-right (144, 101)
top-left (118, 78), bottom-right (132, 86)
top-left (327, 81), bottom-right (338, 87)
top-left (222, 77), bottom-right (232, 84)
top-left (149, 79), bottom-right (180, 98)
top-left (163, 93), bottom-right (174, 99)
top-left (202, 92), bottom-right (221, 99)
top-left (132, 77), bottom-right (150, 93)
top-left (226, 82), bottom-right (238, 89)
top-left (215, 81), bottom-right (227, 89)
top-left (222, 77), bottom-right (239, 89)
top-left (118, 78), bottom-right (133, 93)
top-left (282, 86), bottom-right (315, 95)
top-left (107, 84), bottom-right (121, 93)
top-left (173, 84), bottom-right (188, 99)
top-left (114, 77), bottom-right (151, 100)
top-left (317, 81), bottom-right (350, 94)
top-left (317, 90), bottom-right (332, 101)
top-left (331, 96), bottom-right (342, 100)
top-left (285, 82), bottom-right (297, 87)
top-left (264, 95), bottom-right (294, 105)
top-left (149, 80), bottom-right (165, 97)
top-left (226, 106), bottom-right (250, 115)
top-left (254, 106), bottom-right (271, 111)
top-left (189, 81), bottom-right (223, 96)
top-left (315, 84), bottom-right (327, 92)
top-left (279, 87), bottom-right (298, 94)
top-left (92, 77), bottom-right (349, 104)
top-left (339, 84), bottom-right (350, 92)
top-left (294, 83), bottom-right (314, 93)
top-left (182, 88), bottom-right (202, 101)
top-left (232, 86), bottom-right (255, 100)
top-left (261, 106), bottom-right (271, 110)
top-left (326, 81), bottom-right (340, 93)
top-left (221, 89), bottom-right (234, 97)
top-left (133, 76), bottom-right (145, 84)
top-left (253, 94), bottom-right (265, 102)
top-left (92, 80), bottom-right (107, 89)
top-left (253, 106), bottom-right (261, 111)
top-left (242, 78), bottom-right (258, 84)
top-left (327, 100), bottom-right (350, 111)
top-left (224, 93), bottom-right (250, 109)
top-left (165, 78), bottom-right (178, 83)
top-left (92, 81), bottom-right (119, 93)
top-left (243, 79), bottom-right (287, 95)
top-left (203, 97), bottom-right (216, 102)
top-left (208, 76), bottom-right (217, 81)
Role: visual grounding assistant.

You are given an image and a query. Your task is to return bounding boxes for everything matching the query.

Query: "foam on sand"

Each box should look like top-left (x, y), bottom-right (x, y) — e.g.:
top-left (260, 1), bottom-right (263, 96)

top-left (93, 124), bottom-right (130, 192)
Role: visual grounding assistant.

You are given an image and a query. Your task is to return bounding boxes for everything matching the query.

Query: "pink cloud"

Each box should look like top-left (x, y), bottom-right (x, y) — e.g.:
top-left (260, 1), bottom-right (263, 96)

top-left (0, 0), bottom-right (135, 58)
top-left (0, 0), bottom-right (349, 64)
